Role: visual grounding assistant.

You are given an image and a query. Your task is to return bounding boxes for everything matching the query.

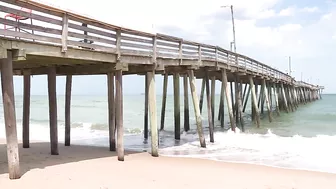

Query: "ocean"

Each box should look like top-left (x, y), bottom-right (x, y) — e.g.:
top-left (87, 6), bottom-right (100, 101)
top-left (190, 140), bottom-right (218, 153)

top-left (0, 93), bottom-right (335, 174)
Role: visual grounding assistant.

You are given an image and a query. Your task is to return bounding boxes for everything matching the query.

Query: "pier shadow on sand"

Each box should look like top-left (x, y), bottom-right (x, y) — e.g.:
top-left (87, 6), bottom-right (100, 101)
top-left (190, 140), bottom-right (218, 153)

top-left (0, 142), bottom-right (142, 177)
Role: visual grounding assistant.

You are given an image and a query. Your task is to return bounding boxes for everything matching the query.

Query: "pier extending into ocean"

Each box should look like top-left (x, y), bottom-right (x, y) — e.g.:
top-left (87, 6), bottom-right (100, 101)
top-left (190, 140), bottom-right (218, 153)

top-left (0, 0), bottom-right (324, 179)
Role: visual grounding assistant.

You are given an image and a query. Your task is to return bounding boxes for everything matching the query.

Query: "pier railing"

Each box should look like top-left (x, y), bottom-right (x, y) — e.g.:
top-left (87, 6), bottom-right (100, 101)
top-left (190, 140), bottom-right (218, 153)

top-left (0, 0), bottom-right (295, 84)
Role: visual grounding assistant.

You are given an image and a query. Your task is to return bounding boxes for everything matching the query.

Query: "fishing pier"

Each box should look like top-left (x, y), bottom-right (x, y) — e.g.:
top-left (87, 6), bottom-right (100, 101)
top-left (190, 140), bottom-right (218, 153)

top-left (0, 0), bottom-right (324, 179)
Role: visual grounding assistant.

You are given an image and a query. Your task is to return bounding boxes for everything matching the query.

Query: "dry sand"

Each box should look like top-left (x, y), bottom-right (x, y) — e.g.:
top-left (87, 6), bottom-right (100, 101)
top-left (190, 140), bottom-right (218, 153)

top-left (0, 139), bottom-right (336, 189)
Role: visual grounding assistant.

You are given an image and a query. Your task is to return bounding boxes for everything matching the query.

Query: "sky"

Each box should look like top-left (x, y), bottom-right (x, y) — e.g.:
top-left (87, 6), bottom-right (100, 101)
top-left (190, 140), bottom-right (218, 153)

top-left (6, 0), bottom-right (335, 95)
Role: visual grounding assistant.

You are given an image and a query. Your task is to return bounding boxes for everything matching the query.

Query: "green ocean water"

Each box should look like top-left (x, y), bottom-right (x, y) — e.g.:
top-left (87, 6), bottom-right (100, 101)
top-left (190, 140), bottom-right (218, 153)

top-left (0, 93), bottom-right (335, 173)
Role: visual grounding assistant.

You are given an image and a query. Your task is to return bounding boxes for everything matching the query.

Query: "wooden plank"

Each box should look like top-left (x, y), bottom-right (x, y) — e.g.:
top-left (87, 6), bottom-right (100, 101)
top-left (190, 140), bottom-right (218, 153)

top-left (61, 13), bottom-right (69, 52)
top-left (22, 74), bottom-right (30, 148)
top-left (64, 75), bottom-right (72, 146)
top-left (67, 39), bottom-right (116, 52)
top-left (157, 40), bottom-right (179, 49)
top-left (47, 67), bottom-right (59, 155)
top-left (121, 35), bottom-right (152, 44)
top-left (120, 41), bottom-right (152, 51)
top-left (0, 29), bottom-right (61, 44)
top-left (188, 70), bottom-right (206, 148)
top-left (68, 22), bottom-right (116, 39)
top-left (157, 47), bottom-right (179, 54)
top-left (1, 50), bottom-right (21, 179)
top-left (0, 4), bottom-right (62, 25)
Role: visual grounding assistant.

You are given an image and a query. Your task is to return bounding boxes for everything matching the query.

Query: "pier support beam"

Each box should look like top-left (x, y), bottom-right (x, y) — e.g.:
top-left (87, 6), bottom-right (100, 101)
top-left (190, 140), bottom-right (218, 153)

top-left (47, 67), bottom-right (58, 155)
top-left (1, 50), bottom-right (20, 179)
top-left (107, 73), bottom-right (116, 151)
top-left (160, 73), bottom-right (168, 130)
top-left (173, 73), bottom-right (181, 140)
top-left (236, 75), bottom-right (245, 131)
top-left (211, 76), bottom-right (215, 124)
top-left (273, 83), bottom-right (280, 116)
top-left (188, 70), bottom-right (206, 147)
top-left (147, 71), bottom-right (159, 157)
top-left (144, 74), bottom-right (149, 139)
top-left (218, 78), bottom-right (225, 127)
top-left (222, 69), bottom-right (235, 131)
top-left (115, 70), bottom-right (124, 161)
top-left (199, 78), bottom-right (205, 113)
top-left (183, 75), bottom-right (190, 131)
top-left (22, 73), bottom-right (31, 148)
top-left (249, 76), bottom-right (260, 127)
top-left (205, 71), bottom-right (214, 142)
top-left (280, 83), bottom-right (289, 113)
top-left (262, 79), bottom-right (272, 122)
top-left (65, 75), bottom-right (72, 146)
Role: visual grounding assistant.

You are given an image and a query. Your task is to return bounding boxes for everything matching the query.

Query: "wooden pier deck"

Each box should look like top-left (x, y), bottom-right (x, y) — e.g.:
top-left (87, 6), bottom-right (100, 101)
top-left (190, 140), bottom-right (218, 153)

top-left (0, 0), bottom-right (324, 179)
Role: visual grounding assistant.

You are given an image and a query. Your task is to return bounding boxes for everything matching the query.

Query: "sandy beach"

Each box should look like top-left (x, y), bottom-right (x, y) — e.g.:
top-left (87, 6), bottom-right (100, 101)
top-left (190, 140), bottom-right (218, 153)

top-left (0, 139), bottom-right (335, 189)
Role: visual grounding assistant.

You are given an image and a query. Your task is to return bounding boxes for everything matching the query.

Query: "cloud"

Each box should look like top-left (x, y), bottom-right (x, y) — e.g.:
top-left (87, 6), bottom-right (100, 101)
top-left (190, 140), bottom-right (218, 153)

top-left (300, 6), bottom-right (319, 13)
top-left (278, 7), bottom-right (295, 16)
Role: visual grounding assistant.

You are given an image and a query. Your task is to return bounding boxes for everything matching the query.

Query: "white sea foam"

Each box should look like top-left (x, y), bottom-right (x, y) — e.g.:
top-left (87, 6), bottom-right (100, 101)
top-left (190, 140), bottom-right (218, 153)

top-left (159, 129), bottom-right (336, 174)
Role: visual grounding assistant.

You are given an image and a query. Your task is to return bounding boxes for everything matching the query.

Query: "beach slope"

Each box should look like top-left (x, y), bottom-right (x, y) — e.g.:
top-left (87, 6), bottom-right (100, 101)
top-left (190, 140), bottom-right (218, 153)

top-left (0, 140), bottom-right (335, 189)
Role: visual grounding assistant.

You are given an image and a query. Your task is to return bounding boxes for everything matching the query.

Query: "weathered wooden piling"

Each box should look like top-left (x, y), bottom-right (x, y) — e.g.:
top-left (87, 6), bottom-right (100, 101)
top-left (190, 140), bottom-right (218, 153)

top-left (47, 67), bottom-right (58, 155)
top-left (199, 78), bottom-right (205, 113)
top-left (183, 75), bottom-right (190, 132)
top-left (144, 74), bottom-right (149, 139)
top-left (22, 73), bottom-right (31, 148)
top-left (205, 71), bottom-right (214, 142)
top-left (280, 83), bottom-right (289, 113)
top-left (65, 75), bottom-right (72, 146)
top-left (242, 85), bottom-right (251, 113)
top-left (147, 71), bottom-right (158, 157)
top-left (211, 76), bottom-right (216, 124)
top-left (236, 75), bottom-right (245, 130)
top-left (218, 78), bottom-right (225, 127)
top-left (249, 76), bottom-right (260, 127)
top-left (273, 83), bottom-right (280, 116)
top-left (115, 70), bottom-right (124, 161)
top-left (262, 79), bottom-right (272, 122)
top-left (107, 73), bottom-right (116, 151)
top-left (188, 70), bottom-right (206, 147)
top-left (160, 73), bottom-right (168, 130)
top-left (1, 51), bottom-right (20, 179)
top-left (173, 73), bottom-right (181, 140)
top-left (222, 69), bottom-right (235, 131)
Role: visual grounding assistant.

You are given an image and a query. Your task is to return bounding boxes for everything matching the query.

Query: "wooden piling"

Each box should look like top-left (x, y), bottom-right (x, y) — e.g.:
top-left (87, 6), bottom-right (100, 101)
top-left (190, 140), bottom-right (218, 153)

top-left (222, 69), bottom-right (235, 131)
top-left (199, 78), bottom-right (205, 113)
top-left (219, 78), bottom-right (225, 127)
top-left (273, 83), bottom-right (280, 116)
top-left (107, 73), bottom-right (116, 151)
top-left (147, 71), bottom-right (159, 157)
top-left (1, 50), bottom-right (20, 179)
top-left (236, 75), bottom-right (245, 130)
top-left (280, 83), bottom-right (289, 113)
top-left (64, 75), bottom-right (72, 146)
top-left (115, 70), bottom-right (124, 161)
top-left (183, 75), bottom-right (190, 131)
top-left (173, 73), bottom-right (181, 140)
top-left (188, 70), bottom-right (206, 148)
top-left (205, 72), bottom-right (214, 142)
top-left (243, 85), bottom-right (251, 113)
top-left (47, 67), bottom-right (58, 155)
top-left (249, 76), bottom-right (260, 127)
top-left (262, 79), bottom-right (272, 122)
top-left (144, 74), bottom-right (149, 139)
top-left (22, 73), bottom-right (31, 148)
top-left (211, 76), bottom-right (216, 124)
top-left (160, 73), bottom-right (168, 130)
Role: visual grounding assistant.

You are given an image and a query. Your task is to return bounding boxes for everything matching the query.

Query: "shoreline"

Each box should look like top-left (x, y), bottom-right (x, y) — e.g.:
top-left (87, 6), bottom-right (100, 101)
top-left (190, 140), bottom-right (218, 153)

top-left (1, 139), bottom-right (336, 188)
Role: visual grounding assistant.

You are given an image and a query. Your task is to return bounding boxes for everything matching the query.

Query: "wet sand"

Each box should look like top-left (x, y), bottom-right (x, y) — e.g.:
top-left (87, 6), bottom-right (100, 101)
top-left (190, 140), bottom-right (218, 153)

top-left (1, 139), bottom-right (336, 189)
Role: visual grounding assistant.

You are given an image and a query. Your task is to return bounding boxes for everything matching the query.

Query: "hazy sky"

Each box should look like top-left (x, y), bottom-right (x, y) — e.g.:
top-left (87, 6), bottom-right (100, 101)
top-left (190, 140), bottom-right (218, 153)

top-left (5, 0), bottom-right (335, 95)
